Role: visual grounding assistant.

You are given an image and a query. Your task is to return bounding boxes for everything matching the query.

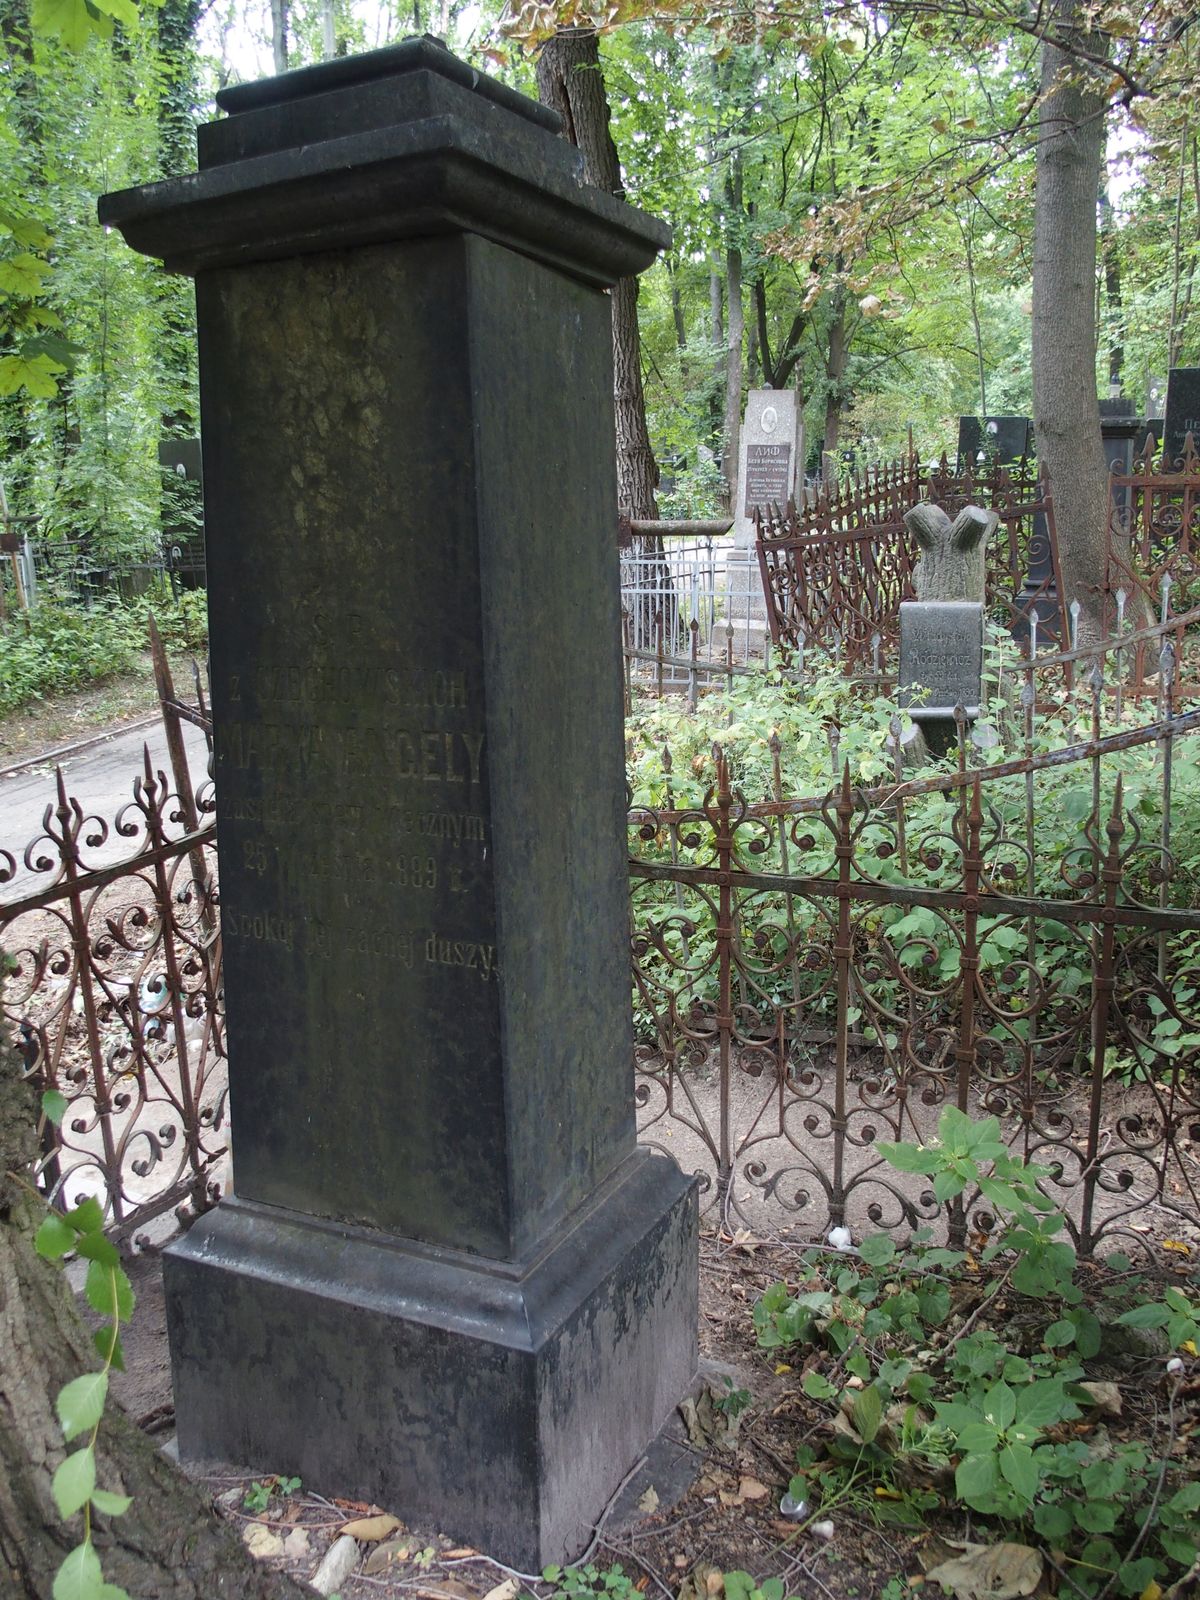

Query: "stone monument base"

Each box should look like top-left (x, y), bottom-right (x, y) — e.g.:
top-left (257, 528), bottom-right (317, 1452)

top-left (164, 1151), bottom-right (698, 1569)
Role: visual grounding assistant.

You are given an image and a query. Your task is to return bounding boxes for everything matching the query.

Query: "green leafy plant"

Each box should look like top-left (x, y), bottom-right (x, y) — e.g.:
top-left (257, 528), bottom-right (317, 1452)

top-left (243, 1474), bottom-right (301, 1513)
top-left (753, 1111), bottom-right (1199, 1594)
top-left (33, 1102), bottom-right (136, 1600)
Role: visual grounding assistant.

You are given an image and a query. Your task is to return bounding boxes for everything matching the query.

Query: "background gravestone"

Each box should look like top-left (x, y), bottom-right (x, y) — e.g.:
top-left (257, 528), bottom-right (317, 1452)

top-left (898, 503), bottom-right (994, 755)
top-left (728, 388), bottom-right (802, 640)
top-left (100, 38), bottom-right (698, 1569)
top-left (956, 414), bottom-right (1033, 467)
top-left (1163, 367), bottom-right (1200, 468)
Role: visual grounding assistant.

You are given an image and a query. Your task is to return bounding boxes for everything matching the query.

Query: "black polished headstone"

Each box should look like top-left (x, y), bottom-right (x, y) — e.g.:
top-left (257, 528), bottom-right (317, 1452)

top-left (100, 37), bottom-right (697, 1568)
top-left (1163, 367), bottom-right (1200, 468)
top-left (956, 414), bottom-right (1033, 468)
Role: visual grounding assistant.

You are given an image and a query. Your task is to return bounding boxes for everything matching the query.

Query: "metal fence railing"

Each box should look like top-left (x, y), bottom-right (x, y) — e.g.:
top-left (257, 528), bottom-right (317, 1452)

top-left (6, 612), bottom-right (1200, 1254)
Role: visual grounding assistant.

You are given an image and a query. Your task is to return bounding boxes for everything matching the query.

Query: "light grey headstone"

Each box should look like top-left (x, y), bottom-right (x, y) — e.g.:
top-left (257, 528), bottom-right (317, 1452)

top-left (729, 389), bottom-right (803, 633)
top-left (899, 600), bottom-right (983, 719)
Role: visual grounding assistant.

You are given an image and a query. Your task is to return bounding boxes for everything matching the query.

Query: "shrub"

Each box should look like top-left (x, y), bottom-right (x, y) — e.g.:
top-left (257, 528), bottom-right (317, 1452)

top-left (0, 599), bottom-right (142, 717)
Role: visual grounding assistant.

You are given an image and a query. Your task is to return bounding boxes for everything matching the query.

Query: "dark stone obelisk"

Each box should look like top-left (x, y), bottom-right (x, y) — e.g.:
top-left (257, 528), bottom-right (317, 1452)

top-left (99, 38), bottom-right (697, 1568)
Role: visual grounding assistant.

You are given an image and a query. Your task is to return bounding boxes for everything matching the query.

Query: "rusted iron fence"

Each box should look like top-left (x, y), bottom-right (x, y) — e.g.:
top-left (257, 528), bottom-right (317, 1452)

top-left (1106, 432), bottom-right (1200, 692)
top-left (629, 614), bottom-right (1200, 1257)
top-left (0, 645), bottom-right (223, 1244)
top-left (754, 450), bottom-right (1063, 667)
top-left (5, 619), bottom-right (1200, 1253)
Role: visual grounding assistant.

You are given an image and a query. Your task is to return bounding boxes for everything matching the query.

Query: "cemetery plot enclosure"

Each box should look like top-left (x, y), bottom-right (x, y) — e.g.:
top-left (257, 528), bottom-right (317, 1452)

top-left (629, 620), bottom-right (1200, 1257)
top-left (0, 756), bottom-right (223, 1241)
top-left (755, 449), bottom-right (1062, 670)
top-left (6, 616), bottom-right (1200, 1256)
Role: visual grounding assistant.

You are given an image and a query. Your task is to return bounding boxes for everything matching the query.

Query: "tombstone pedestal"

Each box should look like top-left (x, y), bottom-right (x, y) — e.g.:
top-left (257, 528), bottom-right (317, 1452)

top-left (168, 1157), bottom-right (694, 1568)
top-left (100, 38), bottom-right (698, 1568)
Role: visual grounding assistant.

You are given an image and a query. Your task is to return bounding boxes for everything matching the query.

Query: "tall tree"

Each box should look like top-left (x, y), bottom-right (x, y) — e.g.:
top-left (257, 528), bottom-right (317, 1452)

top-left (1031, 0), bottom-right (1112, 635)
top-left (535, 26), bottom-right (659, 522)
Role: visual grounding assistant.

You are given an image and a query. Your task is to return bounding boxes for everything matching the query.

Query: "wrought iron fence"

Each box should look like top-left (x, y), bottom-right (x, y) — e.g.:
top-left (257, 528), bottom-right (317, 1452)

top-left (628, 637), bottom-right (1200, 1256)
top-left (5, 621), bottom-right (1200, 1254)
top-left (755, 451), bottom-right (1063, 670)
top-left (1, 691), bottom-right (223, 1243)
top-left (1105, 432), bottom-right (1200, 693)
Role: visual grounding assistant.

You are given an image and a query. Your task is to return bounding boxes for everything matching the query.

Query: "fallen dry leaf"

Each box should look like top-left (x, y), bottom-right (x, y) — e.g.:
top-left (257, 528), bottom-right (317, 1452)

top-left (926, 1542), bottom-right (1042, 1600)
top-left (638, 1486), bottom-right (660, 1514)
top-left (481, 1580), bottom-right (520, 1600)
top-left (340, 1513), bottom-right (402, 1542)
top-left (443, 1548), bottom-right (476, 1559)
top-left (282, 1528), bottom-right (309, 1560)
top-left (364, 1538), bottom-right (410, 1577)
top-left (243, 1523), bottom-right (285, 1560)
top-left (738, 1477), bottom-right (770, 1501)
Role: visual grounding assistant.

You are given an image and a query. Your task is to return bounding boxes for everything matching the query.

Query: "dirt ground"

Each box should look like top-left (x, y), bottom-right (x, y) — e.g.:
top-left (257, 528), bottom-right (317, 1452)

top-left (89, 1216), bottom-right (1199, 1600)
top-left (95, 1229), bottom-right (911, 1600)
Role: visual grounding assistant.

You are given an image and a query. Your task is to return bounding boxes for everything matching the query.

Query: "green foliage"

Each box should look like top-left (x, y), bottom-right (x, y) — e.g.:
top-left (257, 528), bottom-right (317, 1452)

top-left (752, 1111), bottom-right (1199, 1593)
top-left (538, 1565), bottom-right (802, 1600)
top-left (0, 599), bottom-right (141, 716)
top-left (243, 1475), bottom-right (301, 1513)
top-left (628, 662), bottom-right (1200, 1058)
top-left (539, 1565), bottom-right (641, 1600)
top-left (0, 589), bottom-right (207, 718)
top-left (34, 1187), bottom-right (136, 1600)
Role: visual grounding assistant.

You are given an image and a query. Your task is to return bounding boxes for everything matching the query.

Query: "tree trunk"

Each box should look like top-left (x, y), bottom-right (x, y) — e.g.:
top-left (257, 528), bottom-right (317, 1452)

top-left (721, 160), bottom-right (744, 516)
top-left (669, 261), bottom-right (686, 349)
top-left (1099, 181), bottom-right (1123, 394)
top-left (1032, 0), bottom-right (1112, 637)
top-left (822, 286), bottom-right (847, 462)
top-left (535, 28), bottom-right (659, 523)
top-left (0, 989), bottom-right (312, 1599)
top-left (156, 0), bottom-right (202, 438)
top-left (535, 27), bottom-right (667, 647)
top-left (269, 0), bottom-right (288, 74)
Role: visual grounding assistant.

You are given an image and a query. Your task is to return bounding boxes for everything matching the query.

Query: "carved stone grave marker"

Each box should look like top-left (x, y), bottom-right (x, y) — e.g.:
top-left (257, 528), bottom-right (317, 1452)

top-left (728, 388), bottom-right (802, 635)
top-left (99, 37), bottom-right (698, 1570)
top-left (898, 600), bottom-right (984, 719)
top-left (898, 502), bottom-right (995, 752)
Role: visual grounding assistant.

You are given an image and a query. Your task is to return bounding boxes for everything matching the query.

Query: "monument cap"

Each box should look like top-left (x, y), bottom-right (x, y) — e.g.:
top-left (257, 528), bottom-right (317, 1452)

top-left (98, 34), bottom-right (670, 286)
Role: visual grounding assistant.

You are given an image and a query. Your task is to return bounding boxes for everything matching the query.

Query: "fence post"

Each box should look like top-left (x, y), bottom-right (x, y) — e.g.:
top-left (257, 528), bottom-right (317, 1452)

top-left (148, 615), bottom-right (215, 940)
top-left (948, 776), bottom-right (983, 1249)
top-left (829, 764), bottom-right (855, 1233)
top-left (711, 745), bottom-right (735, 1217)
top-left (1081, 778), bottom-right (1125, 1255)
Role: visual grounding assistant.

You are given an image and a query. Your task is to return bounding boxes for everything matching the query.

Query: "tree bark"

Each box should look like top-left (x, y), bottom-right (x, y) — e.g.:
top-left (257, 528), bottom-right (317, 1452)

top-left (535, 28), bottom-right (659, 522)
top-left (1099, 180), bottom-right (1123, 393)
top-left (1032, 0), bottom-right (1112, 637)
top-left (269, 0), bottom-right (288, 74)
top-left (721, 158), bottom-right (744, 515)
top-left (822, 285), bottom-right (847, 462)
top-left (0, 985), bottom-right (312, 1600)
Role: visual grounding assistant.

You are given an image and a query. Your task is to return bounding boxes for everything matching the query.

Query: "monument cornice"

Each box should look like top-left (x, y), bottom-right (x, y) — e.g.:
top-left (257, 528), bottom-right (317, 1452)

top-left (99, 49), bottom-right (670, 286)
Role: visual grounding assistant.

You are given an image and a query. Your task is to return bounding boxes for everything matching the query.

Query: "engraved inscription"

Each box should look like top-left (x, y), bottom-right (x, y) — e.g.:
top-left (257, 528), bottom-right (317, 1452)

top-left (221, 652), bottom-right (498, 982)
top-left (219, 722), bottom-right (485, 786)
top-left (743, 442), bottom-right (792, 515)
top-left (243, 664), bottom-right (468, 710)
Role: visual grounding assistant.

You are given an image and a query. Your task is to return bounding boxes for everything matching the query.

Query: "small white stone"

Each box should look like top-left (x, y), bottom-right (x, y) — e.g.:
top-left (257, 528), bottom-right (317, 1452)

top-left (312, 1534), bottom-right (359, 1596)
top-left (827, 1227), bottom-right (853, 1252)
top-left (811, 1520), bottom-right (835, 1540)
top-left (282, 1527), bottom-right (310, 1559)
top-left (243, 1524), bottom-right (284, 1560)
top-left (1166, 1356), bottom-right (1185, 1375)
